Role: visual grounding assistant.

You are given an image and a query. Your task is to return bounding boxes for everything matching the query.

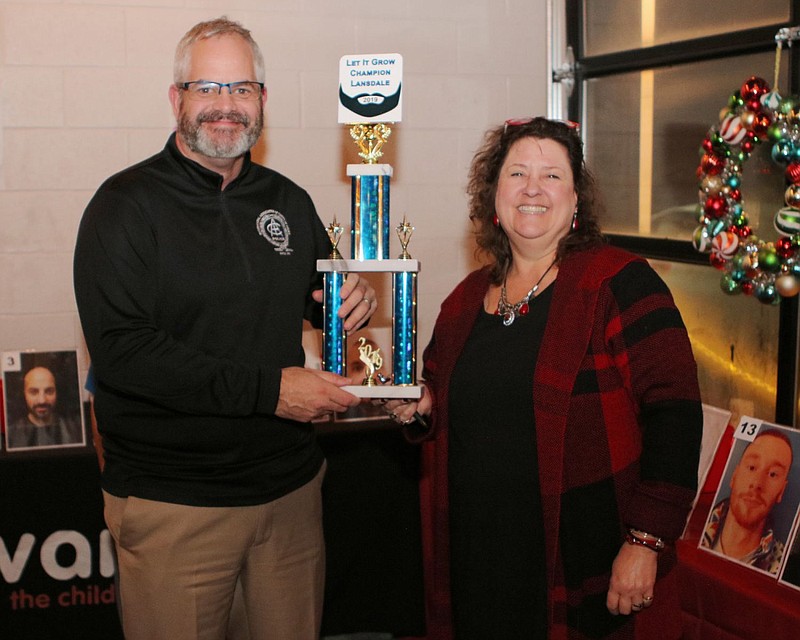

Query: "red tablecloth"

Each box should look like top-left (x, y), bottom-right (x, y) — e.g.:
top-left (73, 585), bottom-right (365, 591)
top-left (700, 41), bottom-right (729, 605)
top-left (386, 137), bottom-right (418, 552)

top-left (678, 520), bottom-right (800, 638)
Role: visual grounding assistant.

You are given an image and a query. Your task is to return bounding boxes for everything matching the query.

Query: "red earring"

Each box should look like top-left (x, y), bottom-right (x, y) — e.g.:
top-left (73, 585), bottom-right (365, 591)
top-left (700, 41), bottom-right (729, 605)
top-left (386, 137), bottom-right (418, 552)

top-left (493, 214), bottom-right (499, 227)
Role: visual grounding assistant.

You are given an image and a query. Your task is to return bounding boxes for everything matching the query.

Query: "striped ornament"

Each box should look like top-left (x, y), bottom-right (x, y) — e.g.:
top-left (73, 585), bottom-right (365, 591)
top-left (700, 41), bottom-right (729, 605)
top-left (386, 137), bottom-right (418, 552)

top-left (774, 207), bottom-right (800, 236)
top-left (711, 231), bottom-right (739, 261)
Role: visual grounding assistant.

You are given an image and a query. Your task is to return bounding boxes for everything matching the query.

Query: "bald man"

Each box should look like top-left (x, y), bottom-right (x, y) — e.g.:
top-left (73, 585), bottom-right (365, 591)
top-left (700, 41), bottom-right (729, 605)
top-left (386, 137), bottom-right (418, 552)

top-left (7, 366), bottom-right (83, 449)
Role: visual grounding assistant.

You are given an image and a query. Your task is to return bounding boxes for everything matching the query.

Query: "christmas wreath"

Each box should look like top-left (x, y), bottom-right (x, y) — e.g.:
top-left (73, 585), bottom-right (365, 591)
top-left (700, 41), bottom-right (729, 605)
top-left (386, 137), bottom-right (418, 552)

top-left (694, 75), bottom-right (800, 304)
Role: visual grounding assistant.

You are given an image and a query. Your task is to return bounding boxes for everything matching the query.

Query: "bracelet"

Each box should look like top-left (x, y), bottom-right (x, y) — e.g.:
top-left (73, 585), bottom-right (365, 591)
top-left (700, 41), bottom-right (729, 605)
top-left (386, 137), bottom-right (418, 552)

top-left (625, 528), bottom-right (665, 552)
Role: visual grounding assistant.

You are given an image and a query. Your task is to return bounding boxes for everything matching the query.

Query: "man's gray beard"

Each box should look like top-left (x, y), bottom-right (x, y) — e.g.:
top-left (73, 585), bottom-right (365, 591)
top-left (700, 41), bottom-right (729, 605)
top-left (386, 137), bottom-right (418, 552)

top-left (178, 107), bottom-right (263, 159)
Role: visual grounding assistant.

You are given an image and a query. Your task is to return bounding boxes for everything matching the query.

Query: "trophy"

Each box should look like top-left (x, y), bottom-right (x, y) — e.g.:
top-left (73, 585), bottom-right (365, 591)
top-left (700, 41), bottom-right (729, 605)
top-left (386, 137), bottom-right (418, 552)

top-left (356, 337), bottom-right (383, 386)
top-left (317, 53), bottom-right (421, 399)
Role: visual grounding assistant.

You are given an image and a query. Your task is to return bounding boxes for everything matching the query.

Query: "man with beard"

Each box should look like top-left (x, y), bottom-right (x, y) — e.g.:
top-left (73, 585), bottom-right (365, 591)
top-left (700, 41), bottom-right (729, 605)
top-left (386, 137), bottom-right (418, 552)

top-left (73, 17), bottom-right (376, 640)
top-left (7, 366), bottom-right (83, 449)
top-left (701, 429), bottom-right (794, 574)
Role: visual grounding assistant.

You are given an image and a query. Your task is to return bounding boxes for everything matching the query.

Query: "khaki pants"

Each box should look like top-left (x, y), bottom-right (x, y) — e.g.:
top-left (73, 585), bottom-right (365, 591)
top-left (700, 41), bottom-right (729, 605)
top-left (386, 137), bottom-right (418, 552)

top-left (103, 464), bottom-right (326, 640)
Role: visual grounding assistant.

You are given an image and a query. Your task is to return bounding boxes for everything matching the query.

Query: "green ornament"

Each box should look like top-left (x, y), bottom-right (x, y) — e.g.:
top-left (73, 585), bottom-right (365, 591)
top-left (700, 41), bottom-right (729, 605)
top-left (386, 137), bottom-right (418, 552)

top-left (755, 282), bottom-right (779, 305)
top-left (720, 273), bottom-right (741, 294)
top-left (695, 204), bottom-right (705, 221)
top-left (780, 96), bottom-right (797, 116)
top-left (730, 267), bottom-right (747, 283)
top-left (769, 121), bottom-right (789, 142)
top-left (759, 248), bottom-right (782, 273)
top-left (731, 253), bottom-right (749, 270)
top-left (731, 212), bottom-right (747, 226)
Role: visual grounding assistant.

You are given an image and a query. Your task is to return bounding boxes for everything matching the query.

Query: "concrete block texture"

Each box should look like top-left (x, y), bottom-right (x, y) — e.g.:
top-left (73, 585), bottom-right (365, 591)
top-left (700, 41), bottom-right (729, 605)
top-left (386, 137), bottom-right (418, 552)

top-left (0, 0), bottom-right (548, 372)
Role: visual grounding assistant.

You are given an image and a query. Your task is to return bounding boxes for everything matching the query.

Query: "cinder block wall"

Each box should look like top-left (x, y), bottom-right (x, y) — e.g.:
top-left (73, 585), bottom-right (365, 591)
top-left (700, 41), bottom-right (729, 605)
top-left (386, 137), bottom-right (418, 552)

top-left (0, 0), bottom-right (547, 386)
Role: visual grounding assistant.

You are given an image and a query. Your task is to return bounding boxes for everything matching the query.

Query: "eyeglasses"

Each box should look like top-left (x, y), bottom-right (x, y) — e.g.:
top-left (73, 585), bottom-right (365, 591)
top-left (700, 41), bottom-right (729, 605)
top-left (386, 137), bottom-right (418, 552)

top-left (178, 80), bottom-right (264, 102)
top-left (503, 117), bottom-right (580, 135)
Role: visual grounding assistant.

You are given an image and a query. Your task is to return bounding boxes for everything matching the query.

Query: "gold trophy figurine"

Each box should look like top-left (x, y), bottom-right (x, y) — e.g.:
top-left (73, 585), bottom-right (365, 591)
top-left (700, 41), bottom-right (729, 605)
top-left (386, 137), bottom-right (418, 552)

top-left (357, 337), bottom-right (383, 386)
top-left (326, 217), bottom-right (345, 259)
top-left (396, 216), bottom-right (415, 259)
top-left (350, 123), bottom-right (392, 164)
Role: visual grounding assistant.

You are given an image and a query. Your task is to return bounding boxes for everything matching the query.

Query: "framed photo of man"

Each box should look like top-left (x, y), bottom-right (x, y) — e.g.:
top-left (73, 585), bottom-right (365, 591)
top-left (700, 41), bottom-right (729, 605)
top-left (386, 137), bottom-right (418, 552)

top-left (698, 416), bottom-right (800, 577)
top-left (2, 350), bottom-right (87, 452)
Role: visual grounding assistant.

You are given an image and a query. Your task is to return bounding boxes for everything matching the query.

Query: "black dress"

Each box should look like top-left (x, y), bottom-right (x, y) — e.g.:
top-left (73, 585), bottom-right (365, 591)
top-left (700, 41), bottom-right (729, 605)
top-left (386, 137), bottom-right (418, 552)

top-left (448, 285), bottom-right (552, 639)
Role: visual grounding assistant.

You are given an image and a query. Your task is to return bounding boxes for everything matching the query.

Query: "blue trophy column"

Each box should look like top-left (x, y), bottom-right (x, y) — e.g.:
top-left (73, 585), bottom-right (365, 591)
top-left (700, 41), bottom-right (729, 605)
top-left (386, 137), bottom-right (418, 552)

top-left (322, 270), bottom-right (346, 375)
top-left (392, 270), bottom-right (416, 384)
top-left (348, 164), bottom-right (392, 260)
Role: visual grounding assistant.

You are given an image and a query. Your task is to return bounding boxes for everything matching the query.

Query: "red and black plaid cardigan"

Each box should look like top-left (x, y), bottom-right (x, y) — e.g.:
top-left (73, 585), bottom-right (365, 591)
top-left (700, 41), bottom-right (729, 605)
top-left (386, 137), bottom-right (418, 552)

top-left (413, 245), bottom-right (702, 640)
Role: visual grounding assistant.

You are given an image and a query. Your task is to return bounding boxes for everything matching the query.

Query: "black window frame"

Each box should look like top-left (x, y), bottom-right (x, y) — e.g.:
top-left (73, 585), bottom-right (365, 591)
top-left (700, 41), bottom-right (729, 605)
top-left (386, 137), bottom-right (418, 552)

top-left (564, 1), bottom-right (800, 426)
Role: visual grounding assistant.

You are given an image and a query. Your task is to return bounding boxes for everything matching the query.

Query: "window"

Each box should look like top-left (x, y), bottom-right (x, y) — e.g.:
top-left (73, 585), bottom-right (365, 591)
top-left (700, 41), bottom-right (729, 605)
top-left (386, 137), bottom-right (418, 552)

top-left (552, 0), bottom-right (799, 425)
top-left (584, 0), bottom-right (789, 56)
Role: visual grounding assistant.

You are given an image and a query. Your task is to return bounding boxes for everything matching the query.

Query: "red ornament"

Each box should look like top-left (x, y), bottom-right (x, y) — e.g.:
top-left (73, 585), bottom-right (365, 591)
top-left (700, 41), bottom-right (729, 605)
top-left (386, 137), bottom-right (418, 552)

top-left (729, 188), bottom-right (741, 202)
top-left (710, 253), bottom-right (727, 270)
top-left (702, 138), bottom-right (714, 152)
top-left (740, 76), bottom-right (769, 100)
top-left (741, 139), bottom-right (755, 153)
top-left (704, 195), bottom-right (728, 218)
top-left (751, 113), bottom-right (772, 136)
top-left (776, 236), bottom-right (795, 258)
top-left (701, 153), bottom-right (725, 176)
top-left (746, 98), bottom-right (763, 113)
top-left (741, 281), bottom-right (754, 295)
top-left (518, 303), bottom-right (530, 316)
top-left (786, 163), bottom-right (800, 185)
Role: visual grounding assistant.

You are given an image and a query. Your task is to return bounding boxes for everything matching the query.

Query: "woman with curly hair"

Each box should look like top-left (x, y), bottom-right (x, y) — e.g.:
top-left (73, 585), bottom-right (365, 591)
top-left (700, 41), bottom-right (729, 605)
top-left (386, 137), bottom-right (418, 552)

top-left (383, 117), bottom-right (702, 639)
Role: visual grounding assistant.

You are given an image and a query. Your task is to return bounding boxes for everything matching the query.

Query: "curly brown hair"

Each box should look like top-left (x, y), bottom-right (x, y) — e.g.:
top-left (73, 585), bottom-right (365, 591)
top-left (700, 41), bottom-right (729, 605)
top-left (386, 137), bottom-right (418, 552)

top-left (467, 117), bottom-right (605, 284)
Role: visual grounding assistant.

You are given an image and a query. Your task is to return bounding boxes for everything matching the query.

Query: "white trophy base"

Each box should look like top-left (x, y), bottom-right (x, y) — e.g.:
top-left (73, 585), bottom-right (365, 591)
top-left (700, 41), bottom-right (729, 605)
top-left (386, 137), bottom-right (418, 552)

top-left (317, 258), bottom-right (420, 273)
top-left (342, 384), bottom-right (423, 399)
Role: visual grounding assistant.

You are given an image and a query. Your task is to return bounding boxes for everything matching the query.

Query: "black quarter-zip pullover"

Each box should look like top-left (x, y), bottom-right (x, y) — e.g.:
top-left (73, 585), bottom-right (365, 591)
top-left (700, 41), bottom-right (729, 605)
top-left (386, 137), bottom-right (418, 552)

top-left (74, 133), bottom-right (329, 506)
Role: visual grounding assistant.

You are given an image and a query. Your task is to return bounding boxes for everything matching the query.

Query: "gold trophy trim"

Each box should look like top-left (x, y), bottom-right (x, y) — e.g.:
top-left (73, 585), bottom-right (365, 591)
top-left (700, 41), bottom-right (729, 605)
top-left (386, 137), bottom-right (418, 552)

top-left (326, 217), bottom-right (345, 259)
top-left (396, 216), bottom-right (414, 259)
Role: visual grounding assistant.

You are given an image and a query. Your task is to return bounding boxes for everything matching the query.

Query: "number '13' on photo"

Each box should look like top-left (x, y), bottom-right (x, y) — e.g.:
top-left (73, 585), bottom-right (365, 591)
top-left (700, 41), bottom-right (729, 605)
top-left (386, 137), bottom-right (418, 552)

top-left (736, 416), bottom-right (763, 442)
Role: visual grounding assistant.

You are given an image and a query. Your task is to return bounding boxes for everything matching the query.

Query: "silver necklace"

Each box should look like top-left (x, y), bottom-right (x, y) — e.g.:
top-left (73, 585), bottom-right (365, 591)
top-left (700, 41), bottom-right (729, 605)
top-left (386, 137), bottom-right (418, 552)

top-left (496, 259), bottom-right (556, 326)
